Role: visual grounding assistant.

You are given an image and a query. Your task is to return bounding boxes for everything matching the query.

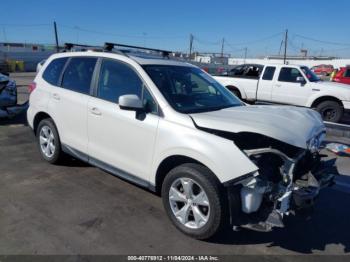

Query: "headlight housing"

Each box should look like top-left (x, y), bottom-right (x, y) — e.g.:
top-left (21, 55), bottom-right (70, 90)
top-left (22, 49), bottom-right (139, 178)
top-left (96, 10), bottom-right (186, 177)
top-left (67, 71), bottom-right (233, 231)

top-left (307, 132), bottom-right (325, 153)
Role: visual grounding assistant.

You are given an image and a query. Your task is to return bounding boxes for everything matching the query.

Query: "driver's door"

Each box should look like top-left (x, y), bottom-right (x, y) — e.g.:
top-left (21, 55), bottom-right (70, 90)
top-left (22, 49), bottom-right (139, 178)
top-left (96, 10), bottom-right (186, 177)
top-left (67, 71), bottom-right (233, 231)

top-left (87, 58), bottom-right (159, 181)
top-left (271, 67), bottom-right (311, 106)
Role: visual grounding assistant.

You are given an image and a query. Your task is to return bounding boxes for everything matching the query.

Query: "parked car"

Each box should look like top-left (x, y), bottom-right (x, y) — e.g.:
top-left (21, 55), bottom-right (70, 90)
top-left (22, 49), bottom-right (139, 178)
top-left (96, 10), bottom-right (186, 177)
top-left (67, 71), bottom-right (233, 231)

top-left (333, 66), bottom-right (350, 85)
top-left (311, 64), bottom-right (334, 76)
top-left (0, 73), bottom-right (17, 117)
top-left (27, 46), bottom-right (336, 239)
top-left (214, 63), bottom-right (350, 123)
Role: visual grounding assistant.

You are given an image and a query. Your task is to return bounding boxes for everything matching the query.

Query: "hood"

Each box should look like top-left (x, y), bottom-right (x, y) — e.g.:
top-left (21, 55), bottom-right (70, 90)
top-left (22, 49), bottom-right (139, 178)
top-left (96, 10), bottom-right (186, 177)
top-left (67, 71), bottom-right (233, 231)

top-left (190, 105), bottom-right (325, 149)
top-left (312, 80), bottom-right (350, 90)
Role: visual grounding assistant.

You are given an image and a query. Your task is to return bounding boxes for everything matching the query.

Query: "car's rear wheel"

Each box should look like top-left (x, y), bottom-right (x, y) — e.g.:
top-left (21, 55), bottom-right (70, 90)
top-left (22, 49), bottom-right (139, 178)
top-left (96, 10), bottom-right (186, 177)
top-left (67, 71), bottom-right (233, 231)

top-left (315, 100), bottom-right (343, 123)
top-left (37, 118), bottom-right (62, 164)
top-left (162, 163), bottom-right (226, 239)
top-left (227, 86), bottom-right (241, 99)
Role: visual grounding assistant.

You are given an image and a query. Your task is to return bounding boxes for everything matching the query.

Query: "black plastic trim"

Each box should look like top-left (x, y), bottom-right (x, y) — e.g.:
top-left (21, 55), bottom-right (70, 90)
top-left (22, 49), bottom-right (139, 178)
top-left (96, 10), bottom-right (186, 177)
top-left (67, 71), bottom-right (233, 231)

top-left (61, 144), bottom-right (156, 192)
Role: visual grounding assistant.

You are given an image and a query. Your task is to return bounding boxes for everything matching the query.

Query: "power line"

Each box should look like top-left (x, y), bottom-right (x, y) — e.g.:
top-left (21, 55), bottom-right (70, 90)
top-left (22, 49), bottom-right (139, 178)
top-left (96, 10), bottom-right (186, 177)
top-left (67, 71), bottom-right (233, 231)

top-left (58, 24), bottom-right (187, 40)
top-left (223, 32), bottom-right (284, 46)
top-left (0, 23), bottom-right (50, 27)
top-left (294, 34), bottom-right (350, 46)
top-left (193, 36), bottom-right (221, 46)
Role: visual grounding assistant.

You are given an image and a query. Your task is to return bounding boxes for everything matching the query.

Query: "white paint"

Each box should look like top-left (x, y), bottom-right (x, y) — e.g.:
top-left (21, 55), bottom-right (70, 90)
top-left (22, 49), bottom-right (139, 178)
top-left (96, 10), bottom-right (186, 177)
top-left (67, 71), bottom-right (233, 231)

top-left (214, 64), bottom-right (350, 115)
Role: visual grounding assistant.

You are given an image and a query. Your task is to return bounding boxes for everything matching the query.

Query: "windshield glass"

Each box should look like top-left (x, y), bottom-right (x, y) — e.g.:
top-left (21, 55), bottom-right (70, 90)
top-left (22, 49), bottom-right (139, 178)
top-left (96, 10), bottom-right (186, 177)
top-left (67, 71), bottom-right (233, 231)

top-left (143, 65), bottom-right (243, 113)
top-left (301, 66), bottom-right (320, 82)
top-left (0, 73), bottom-right (9, 82)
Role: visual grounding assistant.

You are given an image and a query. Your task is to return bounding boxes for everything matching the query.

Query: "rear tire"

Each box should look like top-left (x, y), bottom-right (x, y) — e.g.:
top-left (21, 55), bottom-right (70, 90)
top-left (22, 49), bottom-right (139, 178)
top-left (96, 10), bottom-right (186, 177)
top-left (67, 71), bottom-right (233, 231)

top-left (315, 100), bottom-right (343, 123)
top-left (227, 87), bottom-right (241, 99)
top-left (36, 118), bottom-right (62, 164)
top-left (161, 163), bottom-right (227, 239)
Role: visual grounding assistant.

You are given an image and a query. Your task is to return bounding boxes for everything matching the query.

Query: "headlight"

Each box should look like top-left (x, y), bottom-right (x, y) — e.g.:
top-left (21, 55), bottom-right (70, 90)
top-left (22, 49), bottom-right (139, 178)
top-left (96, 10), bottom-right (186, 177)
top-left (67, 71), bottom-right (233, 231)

top-left (308, 133), bottom-right (324, 153)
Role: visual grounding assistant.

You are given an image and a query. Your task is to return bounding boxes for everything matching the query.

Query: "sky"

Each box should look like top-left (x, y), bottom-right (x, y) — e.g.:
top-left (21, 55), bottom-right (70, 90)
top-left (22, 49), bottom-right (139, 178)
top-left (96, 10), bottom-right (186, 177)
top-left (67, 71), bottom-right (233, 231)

top-left (1, 0), bottom-right (350, 58)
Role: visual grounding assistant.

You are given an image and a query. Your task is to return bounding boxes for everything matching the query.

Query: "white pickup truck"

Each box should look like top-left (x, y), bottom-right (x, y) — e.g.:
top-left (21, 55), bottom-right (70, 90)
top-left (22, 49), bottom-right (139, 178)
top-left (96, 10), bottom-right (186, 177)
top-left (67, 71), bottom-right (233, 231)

top-left (214, 63), bottom-right (350, 122)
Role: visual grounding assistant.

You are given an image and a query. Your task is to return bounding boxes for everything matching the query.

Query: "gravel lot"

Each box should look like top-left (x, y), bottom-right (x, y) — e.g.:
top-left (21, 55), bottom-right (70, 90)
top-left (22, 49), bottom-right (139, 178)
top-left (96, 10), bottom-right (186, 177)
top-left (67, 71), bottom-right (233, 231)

top-left (0, 73), bottom-right (350, 255)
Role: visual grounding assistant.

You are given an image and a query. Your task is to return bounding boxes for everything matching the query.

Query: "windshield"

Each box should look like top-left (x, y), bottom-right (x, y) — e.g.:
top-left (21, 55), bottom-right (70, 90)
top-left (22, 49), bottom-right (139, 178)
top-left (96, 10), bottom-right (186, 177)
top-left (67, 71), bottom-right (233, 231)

top-left (0, 73), bottom-right (9, 82)
top-left (143, 65), bottom-right (243, 113)
top-left (301, 66), bottom-right (320, 82)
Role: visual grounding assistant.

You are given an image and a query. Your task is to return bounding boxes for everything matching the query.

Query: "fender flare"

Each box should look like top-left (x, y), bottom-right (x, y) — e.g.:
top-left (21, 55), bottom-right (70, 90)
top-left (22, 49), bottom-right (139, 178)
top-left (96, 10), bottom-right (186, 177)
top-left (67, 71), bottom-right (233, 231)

top-left (306, 93), bottom-right (345, 108)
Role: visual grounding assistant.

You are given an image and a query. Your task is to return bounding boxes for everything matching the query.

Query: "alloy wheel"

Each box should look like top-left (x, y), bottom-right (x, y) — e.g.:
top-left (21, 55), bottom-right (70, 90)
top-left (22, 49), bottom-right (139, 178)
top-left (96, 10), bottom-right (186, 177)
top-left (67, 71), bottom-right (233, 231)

top-left (39, 125), bottom-right (56, 158)
top-left (169, 177), bottom-right (210, 229)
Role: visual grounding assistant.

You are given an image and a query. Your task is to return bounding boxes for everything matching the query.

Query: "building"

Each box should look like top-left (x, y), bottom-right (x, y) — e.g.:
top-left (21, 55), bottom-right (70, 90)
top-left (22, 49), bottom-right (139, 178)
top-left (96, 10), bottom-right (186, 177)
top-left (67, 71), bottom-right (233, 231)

top-left (0, 42), bottom-right (55, 72)
top-left (193, 52), bottom-right (231, 65)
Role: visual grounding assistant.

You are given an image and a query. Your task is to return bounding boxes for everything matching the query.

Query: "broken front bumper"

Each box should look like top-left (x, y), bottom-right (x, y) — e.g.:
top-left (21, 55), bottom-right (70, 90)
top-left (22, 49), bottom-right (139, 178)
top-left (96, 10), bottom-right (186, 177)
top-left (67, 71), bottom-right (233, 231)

top-left (227, 149), bottom-right (338, 232)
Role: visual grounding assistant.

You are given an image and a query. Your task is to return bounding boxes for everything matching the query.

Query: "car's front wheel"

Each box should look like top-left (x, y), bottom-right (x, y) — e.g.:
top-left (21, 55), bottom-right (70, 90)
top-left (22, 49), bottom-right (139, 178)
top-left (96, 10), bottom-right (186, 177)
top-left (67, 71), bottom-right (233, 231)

top-left (37, 118), bottom-right (62, 164)
top-left (162, 163), bottom-right (227, 239)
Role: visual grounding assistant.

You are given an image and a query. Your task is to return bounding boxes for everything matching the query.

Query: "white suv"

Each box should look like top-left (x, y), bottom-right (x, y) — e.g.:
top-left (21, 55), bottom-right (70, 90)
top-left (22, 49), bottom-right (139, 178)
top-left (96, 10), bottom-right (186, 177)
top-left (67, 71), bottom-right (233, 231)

top-left (27, 44), bottom-right (336, 239)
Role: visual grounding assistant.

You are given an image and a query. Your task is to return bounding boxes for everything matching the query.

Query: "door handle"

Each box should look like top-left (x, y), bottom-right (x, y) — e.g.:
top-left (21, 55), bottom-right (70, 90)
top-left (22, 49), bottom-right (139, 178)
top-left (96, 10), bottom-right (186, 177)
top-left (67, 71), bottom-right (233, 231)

top-left (52, 93), bottom-right (60, 100)
top-left (90, 107), bottom-right (102, 116)
top-left (275, 84), bottom-right (281, 87)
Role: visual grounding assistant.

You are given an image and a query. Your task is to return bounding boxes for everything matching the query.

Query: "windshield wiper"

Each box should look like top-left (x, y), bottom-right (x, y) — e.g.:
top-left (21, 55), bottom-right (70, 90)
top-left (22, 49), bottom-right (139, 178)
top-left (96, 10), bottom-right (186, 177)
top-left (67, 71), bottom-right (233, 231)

top-left (187, 104), bottom-right (239, 114)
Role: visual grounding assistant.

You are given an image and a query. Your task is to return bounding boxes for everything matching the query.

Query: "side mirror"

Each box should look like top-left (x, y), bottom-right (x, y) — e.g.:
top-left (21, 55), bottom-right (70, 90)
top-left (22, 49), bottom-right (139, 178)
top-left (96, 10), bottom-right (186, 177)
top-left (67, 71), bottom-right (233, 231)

top-left (296, 76), bottom-right (306, 85)
top-left (119, 94), bottom-right (143, 111)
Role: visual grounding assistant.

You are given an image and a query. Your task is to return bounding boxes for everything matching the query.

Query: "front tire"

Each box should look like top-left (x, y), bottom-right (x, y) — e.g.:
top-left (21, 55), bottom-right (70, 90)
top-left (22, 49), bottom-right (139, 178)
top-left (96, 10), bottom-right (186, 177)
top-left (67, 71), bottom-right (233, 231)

top-left (315, 100), bottom-right (343, 123)
top-left (162, 163), bottom-right (227, 239)
top-left (36, 118), bottom-right (62, 164)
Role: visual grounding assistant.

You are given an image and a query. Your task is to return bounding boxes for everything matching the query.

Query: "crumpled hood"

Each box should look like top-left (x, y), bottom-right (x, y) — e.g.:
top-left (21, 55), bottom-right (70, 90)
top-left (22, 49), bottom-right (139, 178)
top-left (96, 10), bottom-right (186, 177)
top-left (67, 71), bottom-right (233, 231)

top-left (190, 105), bottom-right (325, 149)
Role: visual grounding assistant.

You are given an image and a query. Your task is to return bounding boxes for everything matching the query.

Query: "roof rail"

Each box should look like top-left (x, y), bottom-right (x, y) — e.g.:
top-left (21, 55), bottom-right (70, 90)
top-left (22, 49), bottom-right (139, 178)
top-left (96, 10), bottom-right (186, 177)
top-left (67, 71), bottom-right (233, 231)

top-left (64, 43), bottom-right (103, 51)
top-left (104, 42), bottom-right (172, 58)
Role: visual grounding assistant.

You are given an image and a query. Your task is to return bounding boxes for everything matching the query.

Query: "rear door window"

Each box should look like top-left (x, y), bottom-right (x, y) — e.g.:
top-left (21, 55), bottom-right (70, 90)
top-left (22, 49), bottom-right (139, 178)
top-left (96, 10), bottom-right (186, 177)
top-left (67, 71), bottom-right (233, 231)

top-left (278, 67), bottom-right (303, 83)
top-left (42, 57), bottom-right (68, 86)
top-left (61, 57), bottom-right (97, 94)
top-left (262, 66), bottom-right (276, 80)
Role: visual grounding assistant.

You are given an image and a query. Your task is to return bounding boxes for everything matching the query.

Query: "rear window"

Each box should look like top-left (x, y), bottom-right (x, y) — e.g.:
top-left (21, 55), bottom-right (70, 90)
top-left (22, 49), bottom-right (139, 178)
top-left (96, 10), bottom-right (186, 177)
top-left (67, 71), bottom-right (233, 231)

top-left (262, 66), bottom-right (276, 80)
top-left (229, 65), bottom-right (262, 79)
top-left (61, 57), bottom-right (97, 94)
top-left (42, 57), bottom-right (68, 86)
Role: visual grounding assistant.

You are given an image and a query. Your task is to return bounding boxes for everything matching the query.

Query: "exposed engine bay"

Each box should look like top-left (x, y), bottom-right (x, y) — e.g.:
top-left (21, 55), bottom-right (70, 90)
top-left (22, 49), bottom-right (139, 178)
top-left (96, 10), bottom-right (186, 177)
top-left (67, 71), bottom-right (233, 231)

top-left (198, 128), bottom-right (338, 232)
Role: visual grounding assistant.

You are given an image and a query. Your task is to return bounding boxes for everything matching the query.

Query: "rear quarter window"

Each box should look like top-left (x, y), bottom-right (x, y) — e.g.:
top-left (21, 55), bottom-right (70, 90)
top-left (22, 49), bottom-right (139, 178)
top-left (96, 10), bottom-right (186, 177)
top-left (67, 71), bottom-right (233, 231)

top-left (42, 57), bottom-right (68, 86)
top-left (262, 66), bottom-right (276, 80)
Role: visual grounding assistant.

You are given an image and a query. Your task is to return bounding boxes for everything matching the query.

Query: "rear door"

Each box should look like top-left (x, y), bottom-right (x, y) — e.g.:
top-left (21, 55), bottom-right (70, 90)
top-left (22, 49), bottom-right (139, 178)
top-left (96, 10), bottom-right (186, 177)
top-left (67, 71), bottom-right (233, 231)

top-left (270, 67), bottom-right (311, 106)
top-left (256, 66), bottom-right (276, 101)
top-left (341, 68), bottom-right (350, 84)
top-left (48, 56), bottom-right (97, 155)
top-left (87, 58), bottom-right (159, 181)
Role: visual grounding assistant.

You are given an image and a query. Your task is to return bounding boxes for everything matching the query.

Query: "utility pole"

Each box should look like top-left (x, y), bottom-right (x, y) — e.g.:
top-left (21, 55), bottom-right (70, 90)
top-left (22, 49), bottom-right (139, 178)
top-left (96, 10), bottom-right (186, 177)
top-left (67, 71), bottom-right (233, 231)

top-left (221, 38), bottom-right (225, 57)
top-left (244, 47), bottom-right (247, 64)
top-left (221, 38), bottom-right (225, 64)
top-left (53, 21), bottom-right (59, 53)
top-left (283, 29), bottom-right (288, 64)
top-left (189, 34), bottom-right (194, 60)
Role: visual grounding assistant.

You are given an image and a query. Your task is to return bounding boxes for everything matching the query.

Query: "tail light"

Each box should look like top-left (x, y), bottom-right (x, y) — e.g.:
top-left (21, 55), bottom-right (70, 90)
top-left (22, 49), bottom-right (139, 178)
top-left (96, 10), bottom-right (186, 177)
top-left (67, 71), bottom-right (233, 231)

top-left (28, 82), bottom-right (37, 93)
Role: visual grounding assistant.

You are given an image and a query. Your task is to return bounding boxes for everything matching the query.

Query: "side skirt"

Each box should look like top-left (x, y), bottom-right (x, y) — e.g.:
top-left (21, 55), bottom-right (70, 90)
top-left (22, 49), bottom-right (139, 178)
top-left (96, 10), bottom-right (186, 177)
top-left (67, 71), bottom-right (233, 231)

top-left (61, 144), bottom-right (156, 192)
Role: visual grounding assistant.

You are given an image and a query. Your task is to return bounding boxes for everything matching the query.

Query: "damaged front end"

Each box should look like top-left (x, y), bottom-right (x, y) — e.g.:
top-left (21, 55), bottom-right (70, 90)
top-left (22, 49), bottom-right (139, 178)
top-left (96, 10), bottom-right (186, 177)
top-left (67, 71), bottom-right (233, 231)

top-left (225, 133), bottom-right (338, 232)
